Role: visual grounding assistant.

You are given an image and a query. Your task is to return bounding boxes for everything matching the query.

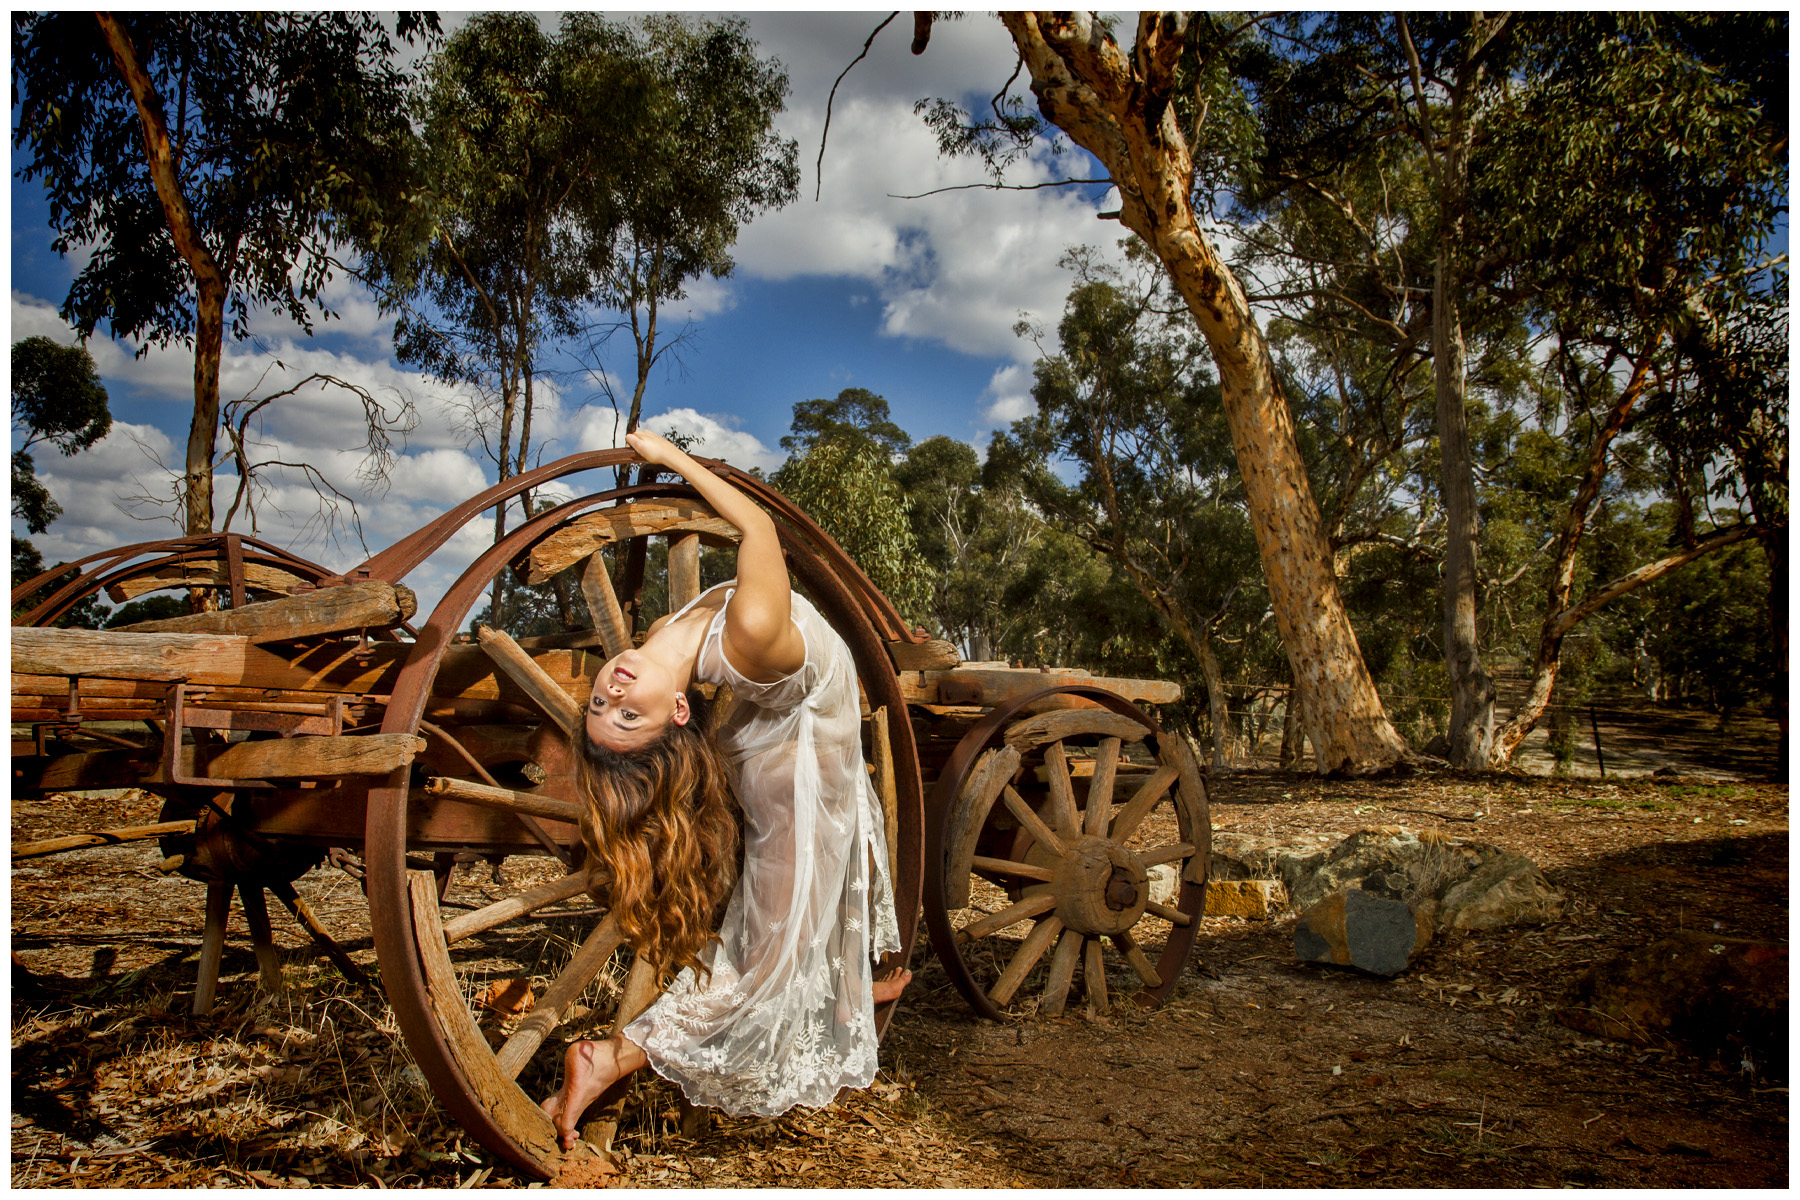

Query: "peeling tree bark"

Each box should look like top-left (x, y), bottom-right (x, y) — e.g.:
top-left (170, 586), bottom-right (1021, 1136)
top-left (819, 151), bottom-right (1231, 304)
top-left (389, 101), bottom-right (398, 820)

top-left (97, 13), bottom-right (226, 540)
top-left (1000, 11), bottom-right (1407, 772)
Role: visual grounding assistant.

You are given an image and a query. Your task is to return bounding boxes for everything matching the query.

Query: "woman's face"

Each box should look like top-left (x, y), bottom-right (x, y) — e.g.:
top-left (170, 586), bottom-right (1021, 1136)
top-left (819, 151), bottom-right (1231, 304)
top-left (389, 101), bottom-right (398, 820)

top-left (585, 648), bottom-right (687, 752)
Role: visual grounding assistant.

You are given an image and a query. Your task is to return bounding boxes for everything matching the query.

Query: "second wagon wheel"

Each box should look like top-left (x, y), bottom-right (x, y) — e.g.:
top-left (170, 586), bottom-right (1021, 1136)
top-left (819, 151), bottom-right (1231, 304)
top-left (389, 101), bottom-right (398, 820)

top-left (924, 685), bottom-right (1209, 1020)
top-left (362, 453), bottom-right (923, 1179)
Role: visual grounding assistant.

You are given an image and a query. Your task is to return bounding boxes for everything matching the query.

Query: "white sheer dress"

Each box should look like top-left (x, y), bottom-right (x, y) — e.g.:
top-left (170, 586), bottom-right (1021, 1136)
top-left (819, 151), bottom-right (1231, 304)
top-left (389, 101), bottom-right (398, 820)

top-left (623, 583), bottom-right (900, 1115)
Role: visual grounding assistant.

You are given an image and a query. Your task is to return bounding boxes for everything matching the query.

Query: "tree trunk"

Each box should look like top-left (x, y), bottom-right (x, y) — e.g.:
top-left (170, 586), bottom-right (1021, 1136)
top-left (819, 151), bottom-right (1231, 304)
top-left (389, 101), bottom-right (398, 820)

top-left (1195, 629), bottom-right (1233, 767)
top-left (1280, 681), bottom-right (1309, 770)
top-left (97, 13), bottom-right (227, 540)
top-left (1434, 248), bottom-right (1494, 768)
top-left (1002, 12), bottom-right (1406, 773)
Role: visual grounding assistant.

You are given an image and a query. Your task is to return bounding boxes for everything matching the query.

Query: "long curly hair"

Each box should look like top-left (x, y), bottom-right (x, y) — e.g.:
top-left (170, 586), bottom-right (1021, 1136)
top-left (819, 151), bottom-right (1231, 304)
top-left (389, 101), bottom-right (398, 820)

top-left (575, 687), bottom-right (738, 985)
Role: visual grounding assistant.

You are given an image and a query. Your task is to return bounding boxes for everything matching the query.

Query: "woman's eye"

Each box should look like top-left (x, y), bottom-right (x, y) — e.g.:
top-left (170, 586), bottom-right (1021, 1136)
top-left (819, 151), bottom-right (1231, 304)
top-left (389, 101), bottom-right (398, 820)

top-left (622, 710), bottom-right (638, 722)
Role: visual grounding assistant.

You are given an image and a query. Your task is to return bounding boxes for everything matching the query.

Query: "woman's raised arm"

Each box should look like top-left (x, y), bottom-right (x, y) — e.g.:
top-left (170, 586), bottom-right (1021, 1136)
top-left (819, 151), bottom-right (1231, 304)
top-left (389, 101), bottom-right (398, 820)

top-left (625, 430), bottom-right (804, 681)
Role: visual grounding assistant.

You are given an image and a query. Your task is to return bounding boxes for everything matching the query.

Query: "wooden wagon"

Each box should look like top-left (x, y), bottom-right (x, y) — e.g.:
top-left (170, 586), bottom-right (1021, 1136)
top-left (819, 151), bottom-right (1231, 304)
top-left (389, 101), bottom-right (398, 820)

top-left (11, 449), bottom-right (1210, 1179)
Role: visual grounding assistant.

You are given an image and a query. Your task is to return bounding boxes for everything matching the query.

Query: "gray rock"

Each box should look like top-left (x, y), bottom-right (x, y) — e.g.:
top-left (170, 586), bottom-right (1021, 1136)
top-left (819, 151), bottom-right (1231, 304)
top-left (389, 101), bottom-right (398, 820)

top-left (1437, 851), bottom-right (1565, 930)
top-left (1209, 831), bottom-right (1337, 891)
top-left (1286, 827), bottom-right (1478, 913)
top-left (1294, 889), bottom-right (1430, 977)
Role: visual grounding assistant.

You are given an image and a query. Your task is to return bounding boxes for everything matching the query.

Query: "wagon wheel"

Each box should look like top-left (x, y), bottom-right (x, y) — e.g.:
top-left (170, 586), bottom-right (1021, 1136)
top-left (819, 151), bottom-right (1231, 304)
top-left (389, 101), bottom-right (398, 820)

top-left (924, 685), bottom-right (1209, 1021)
top-left (363, 455), bottom-right (923, 1179)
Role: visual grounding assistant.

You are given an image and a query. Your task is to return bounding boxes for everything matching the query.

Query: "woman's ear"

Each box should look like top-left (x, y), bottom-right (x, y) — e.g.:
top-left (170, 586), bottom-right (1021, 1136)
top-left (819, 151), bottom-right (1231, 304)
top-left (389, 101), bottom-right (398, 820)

top-left (672, 691), bottom-right (691, 727)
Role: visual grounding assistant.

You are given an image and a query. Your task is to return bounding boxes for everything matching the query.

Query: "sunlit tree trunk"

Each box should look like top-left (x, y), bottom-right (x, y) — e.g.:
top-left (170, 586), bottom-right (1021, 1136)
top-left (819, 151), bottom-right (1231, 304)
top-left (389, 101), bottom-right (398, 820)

top-left (97, 14), bottom-right (225, 542)
top-left (1002, 11), bottom-right (1407, 772)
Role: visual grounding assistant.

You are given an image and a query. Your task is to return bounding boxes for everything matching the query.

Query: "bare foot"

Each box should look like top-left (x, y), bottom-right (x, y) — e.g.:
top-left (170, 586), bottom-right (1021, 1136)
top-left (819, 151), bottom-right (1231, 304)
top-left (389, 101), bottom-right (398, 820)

top-left (872, 966), bottom-right (911, 1005)
top-left (539, 1036), bottom-right (648, 1152)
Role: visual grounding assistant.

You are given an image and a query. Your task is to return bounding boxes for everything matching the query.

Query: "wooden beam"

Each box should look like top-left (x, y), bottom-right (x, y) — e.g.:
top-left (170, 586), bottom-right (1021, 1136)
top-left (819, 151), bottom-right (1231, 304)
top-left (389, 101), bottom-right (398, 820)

top-left (1083, 737), bottom-right (1121, 836)
top-left (422, 776), bottom-right (584, 825)
top-left (108, 561), bottom-right (306, 603)
top-left (1041, 741), bottom-right (1080, 837)
top-left (117, 580), bottom-right (416, 642)
top-left (900, 667), bottom-right (1180, 709)
top-left (1083, 935), bottom-right (1109, 1015)
top-left (239, 883), bottom-right (285, 992)
top-left (666, 533), bottom-right (701, 612)
top-left (201, 733), bottom-right (424, 781)
top-left (528, 502), bottom-right (739, 583)
top-left (193, 880), bottom-right (232, 1015)
top-left (1003, 710), bottom-right (1146, 753)
top-left (955, 892), bottom-right (1058, 942)
top-left (12, 819), bottom-right (195, 860)
top-left (267, 879), bottom-right (371, 989)
top-left (477, 626), bottom-right (584, 739)
top-left (970, 854), bottom-right (1055, 882)
top-left (579, 552), bottom-right (632, 660)
top-left (1000, 784), bottom-right (1065, 858)
top-left (440, 870), bottom-right (595, 946)
top-left (870, 707), bottom-right (900, 888)
top-left (495, 915), bottom-right (626, 1079)
top-left (1107, 765), bottom-right (1181, 844)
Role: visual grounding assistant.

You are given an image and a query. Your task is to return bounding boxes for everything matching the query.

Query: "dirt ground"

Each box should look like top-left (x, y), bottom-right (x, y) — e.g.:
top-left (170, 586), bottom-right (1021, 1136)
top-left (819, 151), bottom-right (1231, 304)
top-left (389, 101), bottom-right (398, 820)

top-left (10, 706), bottom-right (1789, 1188)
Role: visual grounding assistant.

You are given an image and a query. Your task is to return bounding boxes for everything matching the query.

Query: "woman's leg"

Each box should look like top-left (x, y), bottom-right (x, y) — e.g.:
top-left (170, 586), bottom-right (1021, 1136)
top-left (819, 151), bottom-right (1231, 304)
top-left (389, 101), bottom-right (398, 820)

top-left (540, 1035), bottom-right (649, 1151)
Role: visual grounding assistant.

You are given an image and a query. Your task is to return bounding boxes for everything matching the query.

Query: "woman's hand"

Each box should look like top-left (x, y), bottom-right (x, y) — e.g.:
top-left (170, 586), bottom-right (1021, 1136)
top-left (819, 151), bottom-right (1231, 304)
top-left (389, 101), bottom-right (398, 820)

top-left (625, 429), bottom-right (689, 472)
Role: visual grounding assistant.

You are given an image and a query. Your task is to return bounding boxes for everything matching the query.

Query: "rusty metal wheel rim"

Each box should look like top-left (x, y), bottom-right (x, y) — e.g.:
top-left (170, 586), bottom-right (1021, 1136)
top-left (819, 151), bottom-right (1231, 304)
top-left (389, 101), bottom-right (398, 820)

top-left (366, 453), bottom-right (923, 1178)
top-left (923, 685), bottom-right (1210, 1021)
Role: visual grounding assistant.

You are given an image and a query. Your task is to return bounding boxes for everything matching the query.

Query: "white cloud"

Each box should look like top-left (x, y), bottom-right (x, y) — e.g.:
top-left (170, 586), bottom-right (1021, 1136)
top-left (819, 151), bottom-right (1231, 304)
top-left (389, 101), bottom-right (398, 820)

top-left (980, 364), bottom-right (1037, 425)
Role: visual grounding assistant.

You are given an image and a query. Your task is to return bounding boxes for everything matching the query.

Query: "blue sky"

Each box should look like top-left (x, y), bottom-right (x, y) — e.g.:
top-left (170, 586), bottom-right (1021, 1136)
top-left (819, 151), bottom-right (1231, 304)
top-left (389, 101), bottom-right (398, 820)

top-left (10, 13), bottom-right (1127, 617)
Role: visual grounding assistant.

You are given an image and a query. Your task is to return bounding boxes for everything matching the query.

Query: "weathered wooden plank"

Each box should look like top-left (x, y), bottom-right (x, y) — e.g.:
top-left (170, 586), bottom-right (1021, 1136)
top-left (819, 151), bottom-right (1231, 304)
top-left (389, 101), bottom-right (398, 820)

top-left (1041, 741), bottom-right (1080, 837)
top-left (943, 744), bottom-right (1021, 909)
top-left (205, 733), bottom-right (425, 780)
top-left (886, 638), bottom-right (961, 672)
top-left (1003, 709), bottom-right (1146, 753)
top-left (1000, 784), bottom-right (1066, 858)
top-left (955, 892), bottom-right (1058, 942)
top-left (970, 854), bottom-right (1055, 882)
top-left (1040, 928), bottom-right (1084, 1017)
top-left (108, 561), bottom-right (307, 603)
top-left (1083, 737), bottom-right (1122, 837)
top-left (1108, 766), bottom-right (1181, 843)
top-left (900, 668), bottom-right (1180, 709)
top-left (1083, 935), bottom-right (1109, 1015)
top-left (116, 580), bottom-right (417, 642)
top-left (528, 502), bottom-right (739, 584)
top-left (869, 706), bottom-right (900, 889)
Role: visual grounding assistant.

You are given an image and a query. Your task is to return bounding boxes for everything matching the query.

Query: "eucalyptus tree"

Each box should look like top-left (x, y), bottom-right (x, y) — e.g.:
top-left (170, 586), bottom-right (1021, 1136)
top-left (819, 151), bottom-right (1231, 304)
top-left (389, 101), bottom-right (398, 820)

top-left (1473, 11), bottom-right (1787, 767)
top-left (583, 15), bottom-right (799, 443)
top-left (12, 12), bottom-right (435, 538)
top-left (11, 337), bottom-right (112, 627)
top-left (999, 243), bottom-right (1266, 765)
top-left (781, 388), bottom-right (912, 458)
top-left (913, 11), bottom-right (1408, 771)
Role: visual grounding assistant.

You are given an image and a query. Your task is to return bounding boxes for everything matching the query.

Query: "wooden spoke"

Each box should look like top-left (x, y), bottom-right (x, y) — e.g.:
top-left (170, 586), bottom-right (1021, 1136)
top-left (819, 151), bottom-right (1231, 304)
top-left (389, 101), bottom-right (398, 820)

top-left (943, 745), bottom-right (1022, 909)
top-left (870, 707), bottom-right (900, 888)
top-left (956, 892), bottom-right (1058, 942)
top-left (970, 854), bottom-right (1055, 882)
top-left (988, 916), bottom-right (1064, 1006)
top-left (440, 870), bottom-right (596, 946)
top-left (1040, 929), bottom-right (1083, 1016)
top-left (423, 776), bottom-right (583, 825)
top-left (268, 879), bottom-right (372, 989)
top-left (476, 625), bottom-right (583, 737)
top-left (12, 819), bottom-right (195, 860)
top-left (193, 880), bottom-right (232, 1016)
top-left (1083, 936), bottom-right (1110, 1015)
top-left (1042, 740), bottom-right (1080, 836)
top-left (495, 915), bottom-right (626, 1080)
top-left (1106, 765), bottom-right (1181, 844)
top-left (1000, 785), bottom-right (1065, 857)
top-left (610, 952), bottom-right (661, 1036)
top-left (579, 551), bottom-right (633, 660)
top-left (1112, 931), bottom-right (1163, 987)
top-left (1136, 841), bottom-right (1197, 867)
top-left (1145, 900), bottom-right (1193, 928)
top-left (1082, 737), bottom-right (1122, 836)
top-left (238, 883), bottom-right (284, 992)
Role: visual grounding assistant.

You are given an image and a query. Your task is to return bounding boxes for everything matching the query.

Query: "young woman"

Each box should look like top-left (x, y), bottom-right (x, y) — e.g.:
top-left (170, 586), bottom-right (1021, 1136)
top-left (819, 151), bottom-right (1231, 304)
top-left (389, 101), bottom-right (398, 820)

top-left (541, 429), bottom-right (910, 1149)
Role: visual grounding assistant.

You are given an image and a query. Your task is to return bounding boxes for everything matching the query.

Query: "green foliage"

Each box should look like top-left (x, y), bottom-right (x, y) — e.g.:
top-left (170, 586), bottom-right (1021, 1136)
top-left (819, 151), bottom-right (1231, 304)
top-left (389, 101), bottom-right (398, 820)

top-left (773, 437), bottom-right (930, 624)
top-left (12, 337), bottom-right (111, 535)
top-left (12, 12), bottom-right (436, 347)
top-left (9, 540), bottom-right (108, 629)
top-left (781, 388), bottom-right (911, 458)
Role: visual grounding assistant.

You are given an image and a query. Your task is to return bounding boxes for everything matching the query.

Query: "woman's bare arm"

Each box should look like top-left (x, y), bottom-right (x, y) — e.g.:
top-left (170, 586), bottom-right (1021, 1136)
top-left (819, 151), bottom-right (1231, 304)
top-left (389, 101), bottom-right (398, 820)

top-left (625, 430), bottom-right (804, 680)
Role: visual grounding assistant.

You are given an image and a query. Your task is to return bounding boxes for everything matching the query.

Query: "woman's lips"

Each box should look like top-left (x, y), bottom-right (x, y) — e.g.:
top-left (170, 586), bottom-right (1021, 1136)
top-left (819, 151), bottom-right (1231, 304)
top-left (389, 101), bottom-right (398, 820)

top-left (614, 666), bottom-right (635, 682)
